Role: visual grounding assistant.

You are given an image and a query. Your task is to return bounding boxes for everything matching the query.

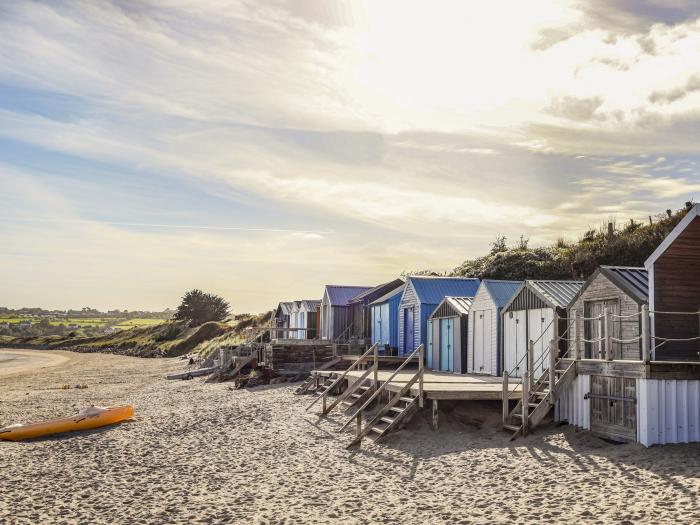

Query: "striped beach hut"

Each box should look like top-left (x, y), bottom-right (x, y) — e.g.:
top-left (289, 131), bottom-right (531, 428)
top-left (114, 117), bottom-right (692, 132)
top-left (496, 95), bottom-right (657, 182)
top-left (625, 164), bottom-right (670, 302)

top-left (370, 284), bottom-right (405, 353)
top-left (272, 302), bottom-right (294, 338)
top-left (398, 277), bottom-right (480, 356)
top-left (467, 280), bottom-right (522, 376)
top-left (501, 280), bottom-right (583, 378)
top-left (427, 296), bottom-right (472, 373)
top-left (299, 300), bottom-right (321, 339)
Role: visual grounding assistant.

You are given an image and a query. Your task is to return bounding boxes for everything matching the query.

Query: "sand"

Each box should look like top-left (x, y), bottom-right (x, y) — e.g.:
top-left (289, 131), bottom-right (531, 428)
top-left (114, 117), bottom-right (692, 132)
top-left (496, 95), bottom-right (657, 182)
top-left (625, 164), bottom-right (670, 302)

top-left (1, 349), bottom-right (699, 524)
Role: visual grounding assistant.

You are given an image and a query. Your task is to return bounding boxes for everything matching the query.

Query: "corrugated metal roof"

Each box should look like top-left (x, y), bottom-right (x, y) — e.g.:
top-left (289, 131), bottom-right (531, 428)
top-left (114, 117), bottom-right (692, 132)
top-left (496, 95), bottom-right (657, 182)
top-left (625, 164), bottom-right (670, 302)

top-left (370, 284), bottom-right (405, 306)
top-left (325, 285), bottom-right (372, 306)
top-left (348, 278), bottom-right (405, 305)
top-left (429, 296), bottom-right (473, 319)
top-left (290, 300), bottom-right (302, 312)
top-left (600, 266), bottom-right (649, 303)
top-left (481, 280), bottom-right (522, 307)
top-left (448, 296), bottom-right (473, 315)
top-left (301, 300), bottom-right (321, 312)
top-left (529, 280), bottom-right (584, 309)
top-left (409, 276), bottom-right (481, 305)
top-left (276, 302), bottom-right (294, 315)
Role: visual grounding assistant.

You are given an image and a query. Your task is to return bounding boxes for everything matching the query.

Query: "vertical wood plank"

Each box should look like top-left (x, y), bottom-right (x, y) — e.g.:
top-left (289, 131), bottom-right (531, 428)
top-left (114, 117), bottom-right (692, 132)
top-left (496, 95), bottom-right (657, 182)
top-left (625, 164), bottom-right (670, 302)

top-left (502, 371), bottom-right (509, 424)
top-left (432, 399), bottom-right (439, 431)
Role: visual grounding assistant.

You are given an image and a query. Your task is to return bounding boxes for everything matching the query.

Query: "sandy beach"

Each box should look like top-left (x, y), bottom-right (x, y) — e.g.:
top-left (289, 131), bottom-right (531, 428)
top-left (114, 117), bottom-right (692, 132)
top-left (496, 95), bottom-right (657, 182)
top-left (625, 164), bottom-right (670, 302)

top-left (1, 349), bottom-right (699, 524)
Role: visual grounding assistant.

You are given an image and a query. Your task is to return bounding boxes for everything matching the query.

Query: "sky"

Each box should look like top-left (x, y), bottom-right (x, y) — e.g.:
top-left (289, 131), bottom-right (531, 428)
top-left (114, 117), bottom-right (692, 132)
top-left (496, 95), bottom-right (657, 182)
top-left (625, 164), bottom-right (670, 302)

top-left (1, 0), bottom-right (700, 313)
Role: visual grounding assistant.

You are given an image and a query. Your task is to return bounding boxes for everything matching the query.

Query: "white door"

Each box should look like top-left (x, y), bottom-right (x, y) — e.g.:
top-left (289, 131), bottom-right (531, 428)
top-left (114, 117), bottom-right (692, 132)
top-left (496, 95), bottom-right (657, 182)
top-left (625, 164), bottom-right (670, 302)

top-left (481, 309), bottom-right (493, 375)
top-left (504, 310), bottom-right (527, 378)
top-left (528, 308), bottom-right (554, 376)
top-left (473, 310), bottom-right (492, 374)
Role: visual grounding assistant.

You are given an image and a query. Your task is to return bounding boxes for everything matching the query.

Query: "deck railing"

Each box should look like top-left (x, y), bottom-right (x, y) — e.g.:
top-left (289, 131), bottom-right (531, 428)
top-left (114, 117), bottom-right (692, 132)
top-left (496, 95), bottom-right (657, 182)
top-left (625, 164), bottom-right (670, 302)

top-left (339, 344), bottom-right (424, 432)
top-left (306, 343), bottom-right (378, 412)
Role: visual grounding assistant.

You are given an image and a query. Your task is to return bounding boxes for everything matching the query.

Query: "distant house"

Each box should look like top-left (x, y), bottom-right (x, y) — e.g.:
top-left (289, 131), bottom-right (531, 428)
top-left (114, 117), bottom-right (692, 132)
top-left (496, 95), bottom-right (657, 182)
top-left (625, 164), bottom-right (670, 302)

top-left (467, 280), bottom-right (522, 376)
top-left (370, 284), bottom-right (405, 353)
top-left (320, 285), bottom-right (372, 340)
top-left (568, 266), bottom-right (648, 360)
top-left (398, 277), bottom-right (481, 356)
top-left (501, 280), bottom-right (583, 378)
top-left (645, 204), bottom-right (700, 361)
top-left (347, 279), bottom-right (404, 341)
top-left (427, 296), bottom-right (472, 373)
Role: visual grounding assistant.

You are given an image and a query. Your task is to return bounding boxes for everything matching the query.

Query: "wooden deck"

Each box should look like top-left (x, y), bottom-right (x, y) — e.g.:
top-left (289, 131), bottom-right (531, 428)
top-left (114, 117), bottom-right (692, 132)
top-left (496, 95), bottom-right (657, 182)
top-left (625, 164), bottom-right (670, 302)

top-left (318, 369), bottom-right (521, 400)
top-left (340, 354), bottom-right (418, 365)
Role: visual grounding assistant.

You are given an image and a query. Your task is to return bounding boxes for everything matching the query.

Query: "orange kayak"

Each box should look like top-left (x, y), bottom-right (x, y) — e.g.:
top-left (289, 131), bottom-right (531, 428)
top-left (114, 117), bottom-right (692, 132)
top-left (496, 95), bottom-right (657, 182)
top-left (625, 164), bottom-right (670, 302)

top-left (0, 405), bottom-right (134, 441)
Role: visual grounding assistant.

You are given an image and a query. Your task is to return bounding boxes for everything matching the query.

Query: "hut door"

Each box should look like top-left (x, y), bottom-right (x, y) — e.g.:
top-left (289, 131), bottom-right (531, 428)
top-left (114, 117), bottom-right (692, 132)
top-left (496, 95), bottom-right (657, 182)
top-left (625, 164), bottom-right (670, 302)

top-left (528, 308), bottom-right (554, 377)
top-left (504, 310), bottom-right (526, 378)
top-left (403, 307), bottom-right (415, 355)
top-left (473, 310), bottom-right (492, 374)
top-left (439, 318), bottom-right (454, 372)
top-left (584, 299), bottom-right (620, 358)
top-left (589, 376), bottom-right (637, 442)
top-left (426, 320), bottom-right (434, 368)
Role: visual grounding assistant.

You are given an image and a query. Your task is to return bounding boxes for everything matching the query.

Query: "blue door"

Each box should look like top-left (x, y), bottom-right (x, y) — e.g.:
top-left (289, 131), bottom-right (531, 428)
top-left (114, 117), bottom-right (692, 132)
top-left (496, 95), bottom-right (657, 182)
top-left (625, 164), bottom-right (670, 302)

top-left (440, 318), bottom-right (454, 371)
top-left (403, 307), bottom-right (414, 355)
top-left (426, 320), bottom-right (433, 368)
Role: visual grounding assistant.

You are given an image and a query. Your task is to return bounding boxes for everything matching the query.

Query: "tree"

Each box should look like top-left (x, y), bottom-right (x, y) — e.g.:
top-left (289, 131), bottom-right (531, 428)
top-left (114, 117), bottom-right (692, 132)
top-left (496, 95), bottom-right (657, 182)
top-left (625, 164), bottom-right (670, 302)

top-left (174, 289), bottom-right (230, 326)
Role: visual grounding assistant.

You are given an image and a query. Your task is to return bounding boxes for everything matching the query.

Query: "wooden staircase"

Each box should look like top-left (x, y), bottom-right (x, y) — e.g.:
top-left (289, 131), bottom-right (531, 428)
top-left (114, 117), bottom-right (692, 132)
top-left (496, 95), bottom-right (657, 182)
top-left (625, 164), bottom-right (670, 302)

top-left (295, 357), bottom-right (342, 395)
top-left (503, 338), bottom-right (577, 439)
top-left (340, 345), bottom-right (424, 448)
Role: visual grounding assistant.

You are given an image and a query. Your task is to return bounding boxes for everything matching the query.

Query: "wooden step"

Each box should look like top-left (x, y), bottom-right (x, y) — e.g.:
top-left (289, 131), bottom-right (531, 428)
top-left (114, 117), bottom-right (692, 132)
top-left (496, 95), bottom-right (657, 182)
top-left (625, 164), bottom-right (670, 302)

top-left (503, 424), bottom-right (521, 432)
top-left (351, 393), bottom-right (362, 399)
top-left (370, 422), bottom-right (389, 434)
top-left (389, 406), bottom-right (405, 414)
top-left (380, 416), bottom-right (395, 425)
top-left (399, 396), bottom-right (415, 403)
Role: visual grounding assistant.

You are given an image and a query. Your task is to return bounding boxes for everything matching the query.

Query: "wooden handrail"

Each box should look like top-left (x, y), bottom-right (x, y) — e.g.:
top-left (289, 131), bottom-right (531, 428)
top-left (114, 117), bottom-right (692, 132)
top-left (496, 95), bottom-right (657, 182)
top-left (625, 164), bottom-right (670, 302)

top-left (306, 343), bottom-right (378, 412)
top-left (339, 345), bottom-right (423, 431)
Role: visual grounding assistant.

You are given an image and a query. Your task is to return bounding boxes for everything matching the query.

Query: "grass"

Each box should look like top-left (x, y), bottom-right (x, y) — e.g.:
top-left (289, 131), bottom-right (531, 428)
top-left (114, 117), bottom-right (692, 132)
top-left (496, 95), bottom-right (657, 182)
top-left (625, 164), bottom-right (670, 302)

top-left (0, 316), bottom-right (165, 329)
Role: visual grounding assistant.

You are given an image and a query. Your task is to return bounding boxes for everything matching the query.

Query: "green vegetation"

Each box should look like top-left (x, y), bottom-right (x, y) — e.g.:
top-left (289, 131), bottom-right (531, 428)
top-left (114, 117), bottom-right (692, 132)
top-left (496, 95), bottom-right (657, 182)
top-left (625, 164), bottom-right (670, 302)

top-left (450, 203), bottom-right (693, 281)
top-left (174, 289), bottom-right (230, 326)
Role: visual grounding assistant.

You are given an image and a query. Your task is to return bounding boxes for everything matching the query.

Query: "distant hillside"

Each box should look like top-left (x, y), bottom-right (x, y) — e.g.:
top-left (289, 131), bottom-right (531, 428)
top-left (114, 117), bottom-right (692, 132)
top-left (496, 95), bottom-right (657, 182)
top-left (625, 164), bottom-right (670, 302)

top-left (2, 311), bottom-right (272, 358)
top-left (451, 202), bottom-right (694, 281)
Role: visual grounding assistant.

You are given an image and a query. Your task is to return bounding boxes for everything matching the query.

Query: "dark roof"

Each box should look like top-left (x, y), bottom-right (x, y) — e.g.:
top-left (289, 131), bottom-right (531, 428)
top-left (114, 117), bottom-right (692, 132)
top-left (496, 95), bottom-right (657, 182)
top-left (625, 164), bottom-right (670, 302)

top-left (348, 278), bottom-right (405, 305)
top-left (276, 302), bottom-right (294, 315)
top-left (599, 266), bottom-right (649, 303)
top-left (324, 285), bottom-right (372, 306)
top-left (370, 284), bottom-right (405, 306)
top-left (408, 276), bottom-right (481, 305)
top-left (480, 280), bottom-right (523, 307)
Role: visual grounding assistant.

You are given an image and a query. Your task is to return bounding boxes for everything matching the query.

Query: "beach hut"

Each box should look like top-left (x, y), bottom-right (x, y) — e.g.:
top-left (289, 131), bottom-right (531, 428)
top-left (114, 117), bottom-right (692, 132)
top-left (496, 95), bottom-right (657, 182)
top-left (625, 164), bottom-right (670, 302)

top-left (289, 301), bottom-right (302, 339)
top-left (272, 302), bottom-right (293, 338)
top-left (370, 284), bottom-right (405, 353)
top-left (645, 204), bottom-right (700, 361)
top-left (299, 300), bottom-right (321, 339)
top-left (320, 285), bottom-right (371, 340)
top-left (501, 280), bottom-right (583, 378)
top-left (427, 297), bottom-right (472, 373)
top-left (347, 279), bottom-right (405, 341)
top-left (467, 280), bottom-right (522, 376)
top-left (568, 266), bottom-right (648, 360)
top-left (398, 277), bottom-right (480, 356)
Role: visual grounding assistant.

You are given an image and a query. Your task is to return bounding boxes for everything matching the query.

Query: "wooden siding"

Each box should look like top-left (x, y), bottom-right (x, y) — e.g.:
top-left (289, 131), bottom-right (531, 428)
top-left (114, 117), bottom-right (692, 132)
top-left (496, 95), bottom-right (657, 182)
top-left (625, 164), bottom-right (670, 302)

top-left (651, 217), bottom-right (700, 361)
top-left (569, 272), bottom-right (642, 360)
top-left (398, 280), bottom-right (422, 354)
top-left (467, 286), bottom-right (500, 376)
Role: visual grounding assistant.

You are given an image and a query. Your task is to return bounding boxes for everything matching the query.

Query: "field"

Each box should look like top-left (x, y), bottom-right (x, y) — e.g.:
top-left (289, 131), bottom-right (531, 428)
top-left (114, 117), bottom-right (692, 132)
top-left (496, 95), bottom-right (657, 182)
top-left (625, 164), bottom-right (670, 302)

top-left (0, 316), bottom-right (165, 330)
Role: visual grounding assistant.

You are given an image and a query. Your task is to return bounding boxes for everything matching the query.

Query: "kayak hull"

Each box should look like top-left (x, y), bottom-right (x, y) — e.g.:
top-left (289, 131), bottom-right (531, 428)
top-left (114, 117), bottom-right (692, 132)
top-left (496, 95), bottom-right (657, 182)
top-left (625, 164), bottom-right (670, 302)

top-left (0, 405), bottom-right (134, 441)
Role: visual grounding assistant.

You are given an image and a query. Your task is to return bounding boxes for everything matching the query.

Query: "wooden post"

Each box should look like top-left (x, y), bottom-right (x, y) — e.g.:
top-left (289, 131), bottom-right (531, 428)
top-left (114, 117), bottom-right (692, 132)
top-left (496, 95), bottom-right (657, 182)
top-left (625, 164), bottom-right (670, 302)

top-left (604, 307), bottom-right (613, 361)
top-left (432, 399), bottom-right (439, 431)
top-left (219, 348), bottom-right (225, 369)
top-left (522, 370), bottom-right (530, 436)
top-left (527, 340), bottom-right (534, 388)
top-left (356, 412), bottom-right (362, 442)
top-left (322, 394), bottom-right (327, 414)
top-left (373, 344), bottom-right (379, 387)
top-left (418, 345), bottom-right (424, 408)
top-left (641, 304), bottom-right (650, 363)
top-left (549, 339), bottom-right (556, 397)
top-left (502, 371), bottom-right (509, 424)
